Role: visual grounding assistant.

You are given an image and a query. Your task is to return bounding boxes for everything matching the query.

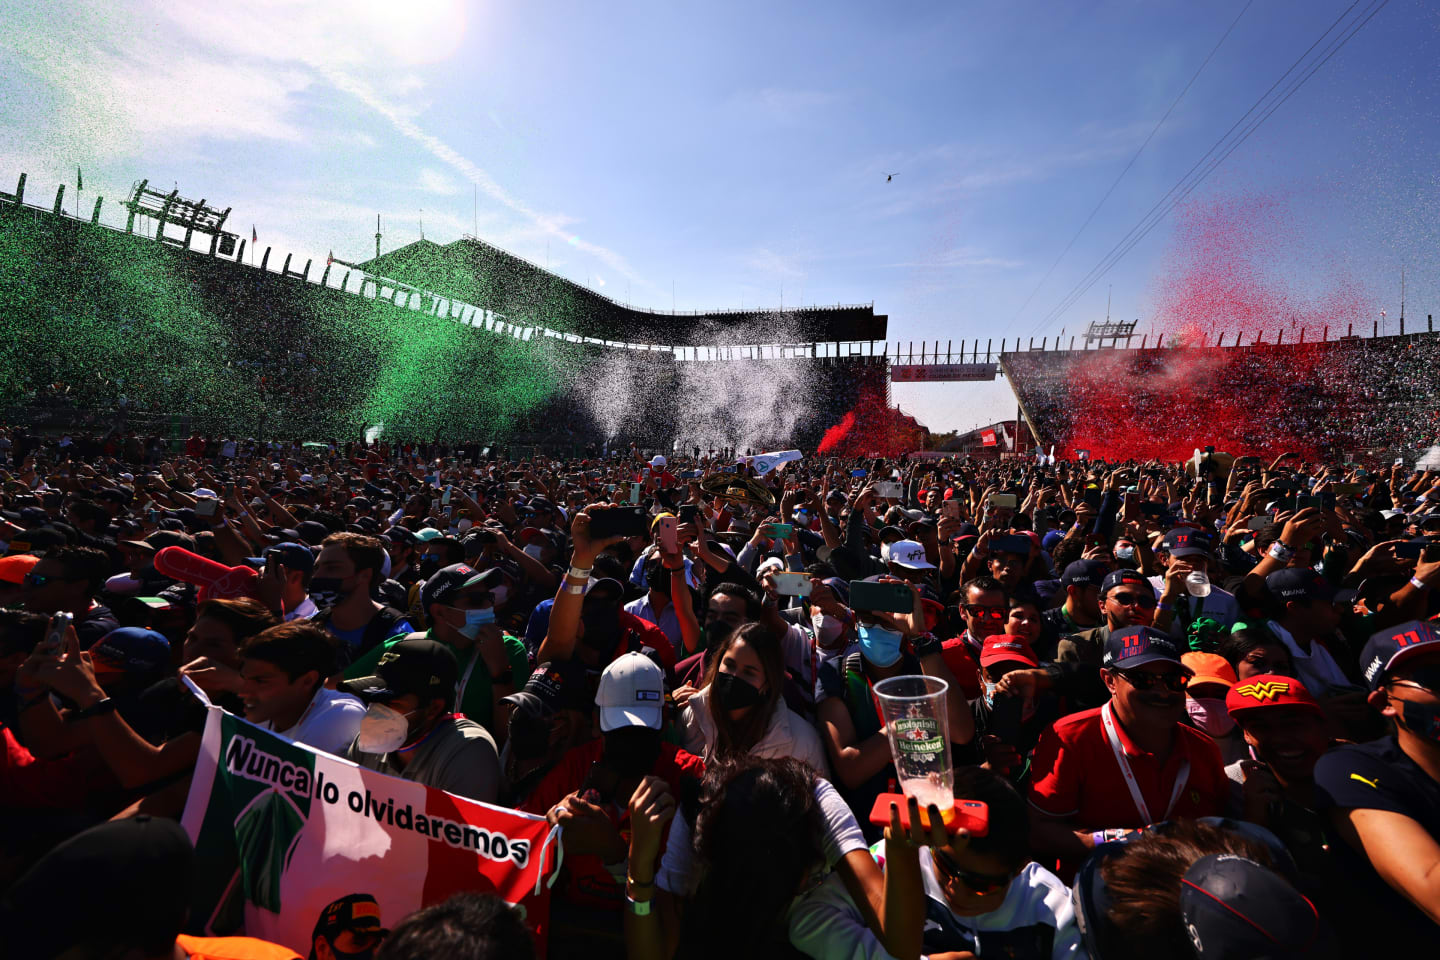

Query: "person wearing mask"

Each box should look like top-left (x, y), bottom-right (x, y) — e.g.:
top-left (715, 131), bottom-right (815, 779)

top-left (310, 533), bottom-right (412, 664)
top-left (677, 622), bottom-right (828, 772)
top-left (500, 659), bottom-right (594, 806)
top-left (310, 894), bottom-right (389, 960)
top-left (238, 622), bottom-right (364, 755)
top-left (253, 541), bottom-right (318, 622)
top-left (521, 653), bottom-right (705, 959)
top-left (1181, 651), bottom-right (1244, 764)
top-left (1029, 626), bottom-right (1227, 874)
top-left (792, 767), bottom-right (1084, 960)
top-left (1315, 621), bottom-right (1440, 942)
top-left (345, 564), bottom-right (525, 740)
top-left (22, 545), bottom-right (118, 648)
top-left (625, 551), bottom-right (685, 657)
top-left (341, 638), bottom-right (501, 803)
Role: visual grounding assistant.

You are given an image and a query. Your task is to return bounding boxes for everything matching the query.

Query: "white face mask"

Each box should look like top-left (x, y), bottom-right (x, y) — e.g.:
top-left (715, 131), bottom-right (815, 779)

top-left (523, 543), bottom-right (545, 562)
top-left (356, 703), bottom-right (416, 754)
top-left (811, 609), bottom-right (844, 646)
top-left (490, 584), bottom-right (509, 608)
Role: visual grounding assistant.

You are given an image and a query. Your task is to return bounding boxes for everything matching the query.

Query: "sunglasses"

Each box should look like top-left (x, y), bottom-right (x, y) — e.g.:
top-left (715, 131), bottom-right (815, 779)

top-left (1388, 665), bottom-right (1440, 695)
top-left (1108, 591), bottom-right (1158, 609)
top-left (931, 847), bottom-right (1011, 897)
top-left (963, 604), bottom-right (1007, 621)
top-left (22, 572), bottom-right (69, 588)
top-left (1118, 669), bottom-right (1190, 692)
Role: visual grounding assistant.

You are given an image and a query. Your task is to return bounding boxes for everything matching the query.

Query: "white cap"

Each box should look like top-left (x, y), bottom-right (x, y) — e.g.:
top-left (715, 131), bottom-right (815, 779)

top-left (300, 474), bottom-right (314, 484)
top-left (597, 652), bottom-right (664, 732)
top-left (193, 487), bottom-right (218, 499)
top-left (650, 455), bottom-right (667, 468)
top-left (887, 539), bottom-right (935, 570)
top-left (756, 556), bottom-right (785, 578)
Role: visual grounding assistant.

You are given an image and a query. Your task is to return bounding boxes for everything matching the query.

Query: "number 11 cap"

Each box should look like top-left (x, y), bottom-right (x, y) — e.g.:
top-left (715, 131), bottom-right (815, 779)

top-left (1360, 620), bottom-right (1440, 691)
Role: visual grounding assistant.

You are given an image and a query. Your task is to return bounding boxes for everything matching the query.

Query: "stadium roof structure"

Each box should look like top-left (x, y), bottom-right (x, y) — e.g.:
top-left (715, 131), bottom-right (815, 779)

top-left (361, 236), bottom-right (887, 347)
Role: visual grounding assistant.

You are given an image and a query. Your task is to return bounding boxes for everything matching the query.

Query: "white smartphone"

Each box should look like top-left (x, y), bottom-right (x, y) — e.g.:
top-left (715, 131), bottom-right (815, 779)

top-left (773, 572), bottom-right (813, 597)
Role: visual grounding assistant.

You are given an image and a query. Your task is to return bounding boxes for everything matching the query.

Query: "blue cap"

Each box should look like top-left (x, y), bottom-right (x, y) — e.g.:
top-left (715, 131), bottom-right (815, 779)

top-left (90, 627), bottom-right (171, 676)
top-left (1160, 527), bottom-right (1211, 557)
top-left (1101, 568), bottom-right (1150, 596)
top-left (822, 576), bottom-right (850, 606)
top-left (1360, 619), bottom-right (1440, 691)
top-left (1265, 568), bottom-right (1334, 603)
top-left (1103, 626), bottom-right (1184, 670)
top-left (264, 541), bottom-right (315, 576)
top-left (1062, 559), bottom-right (1109, 587)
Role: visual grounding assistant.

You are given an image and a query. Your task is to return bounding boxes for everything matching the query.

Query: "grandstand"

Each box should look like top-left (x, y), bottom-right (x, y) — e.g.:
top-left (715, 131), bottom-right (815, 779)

top-left (1001, 331), bottom-right (1440, 463)
top-left (0, 170), bottom-right (890, 453)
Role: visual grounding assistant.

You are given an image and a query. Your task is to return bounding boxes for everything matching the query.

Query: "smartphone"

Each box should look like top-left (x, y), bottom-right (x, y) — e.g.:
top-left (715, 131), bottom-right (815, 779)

top-left (1140, 502), bottom-right (1167, 518)
top-left (869, 796), bottom-right (989, 838)
top-left (1247, 516), bottom-right (1275, 531)
top-left (987, 493), bottom-right (1018, 509)
top-left (680, 470), bottom-right (699, 479)
top-left (1395, 541), bottom-right (1425, 560)
top-left (876, 481), bottom-right (903, 499)
top-left (849, 579), bottom-right (915, 613)
top-left (442, 505), bottom-right (453, 519)
top-left (677, 504), bottom-right (699, 525)
top-left (381, 501), bottom-right (394, 512)
top-left (589, 506), bottom-right (649, 539)
top-left (1082, 489), bottom-right (1102, 508)
top-left (993, 534), bottom-right (1033, 556)
top-left (773, 572), bottom-right (813, 597)
top-left (194, 498), bottom-right (219, 518)
top-left (606, 484), bottom-right (618, 494)
top-left (656, 515), bottom-right (678, 553)
top-left (766, 522), bottom-right (794, 541)
top-left (851, 468), bottom-right (868, 478)
top-left (38, 611), bottom-right (72, 658)
top-left (442, 485), bottom-right (453, 506)
top-left (942, 500), bottom-right (962, 519)
top-left (1294, 495), bottom-right (1323, 510)
top-left (629, 482), bottom-right (642, 505)
top-left (988, 692), bottom-right (1024, 746)
top-left (1331, 483), bottom-right (1362, 496)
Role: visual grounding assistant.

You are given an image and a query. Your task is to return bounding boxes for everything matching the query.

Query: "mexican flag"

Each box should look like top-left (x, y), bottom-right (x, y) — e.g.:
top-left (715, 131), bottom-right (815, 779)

top-left (181, 691), bottom-right (560, 954)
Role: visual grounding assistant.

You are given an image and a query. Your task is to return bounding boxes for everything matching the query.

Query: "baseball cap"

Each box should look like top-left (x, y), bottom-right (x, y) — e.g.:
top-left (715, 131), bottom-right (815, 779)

top-left (1101, 568), bottom-right (1150, 596)
top-left (295, 520), bottom-right (330, 546)
top-left (1179, 854), bottom-right (1335, 960)
top-left (504, 659), bottom-right (591, 714)
top-left (584, 576), bottom-right (626, 601)
top-left (0, 554), bottom-right (39, 585)
top-left (1103, 626), bottom-right (1185, 670)
top-left (1062, 559), bottom-right (1109, 588)
top-left (90, 627), bottom-right (171, 679)
top-left (650, 455), bottom-right (667, 468)
top-left (341, 639), bottom-right (460, 709)
top-left (1380, 508), bottom-right (1406, 521)
top-left (1265, 568), bottom-right (1335, 603)
top-left (887, 539), bottom-right (935, 570)
top-left (1226, 674), bottom-right (1323, 719)
top-left (312, 893), bottom-right (388, 942)
top-left (596, 651), bottom-right (664, 732)
top-left (1359, 619), bottom-right (1440, 691)
top-left (979, 636), bottom-right (1040, 669)
top-left (383, 526), bottom-right (419, 546)
top-left (419, 562), bottom-right (481, 613)
top-left (1182, 652), bottom-right (1238, 689)
top-left (649, 512), bottom-right (676, 531)
top-left (1160, 528), bottom-right (1210, 557)
top-left (414, 527), bottom-right (445, 543)
top-left (263, 541), bottom-right (315, 577)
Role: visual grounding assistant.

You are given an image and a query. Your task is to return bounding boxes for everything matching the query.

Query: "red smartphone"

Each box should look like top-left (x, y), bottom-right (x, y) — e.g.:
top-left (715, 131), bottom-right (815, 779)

top-left (869, 795), bottom-right (989, 837)
top-left (656, 515), bottom-right (678, 553)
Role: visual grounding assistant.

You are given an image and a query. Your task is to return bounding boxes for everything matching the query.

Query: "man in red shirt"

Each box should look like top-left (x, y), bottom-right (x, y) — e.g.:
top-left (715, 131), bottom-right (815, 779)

top-left (1028, 625), bottom-right (1226, 874)
top-left (521, 653), bottom-right (703, 957)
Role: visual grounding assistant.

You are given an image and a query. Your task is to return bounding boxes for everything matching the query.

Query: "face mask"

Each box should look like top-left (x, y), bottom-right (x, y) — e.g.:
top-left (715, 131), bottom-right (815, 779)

top-left (508, 713), bottom-right (553, 762)
top-left (704, 619), bottom-right (736, 652)
top-left (458, 606), bottom-right (496, 639)
top-left (811, 609), bottom-right (844, 646)
top-left (1398, 699), bottom-right (1440, 742)
top-left (417, 556), bottom-right (441, 580)
top-left (581, 607), bottom-right (621, 652)
top-left (456, 518), bottom-right (473, 533)
top-left (490, 584), bottom-right (509, 608)
top-left (1115, 545), bottom-right (1137, 563)
top-left (858, 624), bottom-right (904, 668)
top-left (308, 576), bottom-right (351, 608)
top-left (1186, 697), bottom-right (1236, 737)
top-left (356, 703), bottom-right (416, 754)
top-left (523, 543), bottom-right (546, 562)
top-left (603, 726), bottom-right (662, 777)
top-left (713, 670), bottom-right (765, 710)
top-left (329, 942), bottom-right (378, 960)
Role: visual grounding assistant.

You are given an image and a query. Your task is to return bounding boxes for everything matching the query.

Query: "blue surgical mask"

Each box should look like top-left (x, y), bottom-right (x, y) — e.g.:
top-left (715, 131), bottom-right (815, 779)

top-left (858, 624), bottom-right (904, 667)
top-left (459, 606), bottom-right (496, 639)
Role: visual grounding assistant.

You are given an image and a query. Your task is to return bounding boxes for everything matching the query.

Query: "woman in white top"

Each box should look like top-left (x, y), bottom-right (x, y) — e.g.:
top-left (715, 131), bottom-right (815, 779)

top-left (677, 623), bottom-right (829, 774)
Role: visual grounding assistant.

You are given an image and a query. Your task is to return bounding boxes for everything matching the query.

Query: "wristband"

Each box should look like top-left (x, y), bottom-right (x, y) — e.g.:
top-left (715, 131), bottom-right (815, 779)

top-left (564, 582), bottom-right (586, 596)
top-left (567, 566), bottom-right (593, 581)
top-left (1268, 541), bottom-right (1295, 562)
top-left (70, 697), bottom-right (117, 721)
top-left (1156, 603), bottom-right (1174, 613)
top-left (627, 894), bottom-right (653, 916)
top-left (913, 634), bottom-right (943, 658)
top-left (1411, 577), bottom-right (1430, 591)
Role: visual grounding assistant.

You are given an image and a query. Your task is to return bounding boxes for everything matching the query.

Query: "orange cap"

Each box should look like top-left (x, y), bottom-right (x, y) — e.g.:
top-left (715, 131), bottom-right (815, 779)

top-left (0, 554), bottom-right (39, 585)
top-left (1182, 651), bottom-right (1238, 689)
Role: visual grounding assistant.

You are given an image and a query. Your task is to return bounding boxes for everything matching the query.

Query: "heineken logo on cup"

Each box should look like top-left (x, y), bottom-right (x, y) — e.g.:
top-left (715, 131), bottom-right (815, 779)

top-left (873, 675), bottom-right (955, 817)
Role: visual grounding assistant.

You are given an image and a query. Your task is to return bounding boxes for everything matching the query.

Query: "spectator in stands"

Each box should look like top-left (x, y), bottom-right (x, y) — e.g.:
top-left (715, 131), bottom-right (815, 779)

top-left (310, 533), bottom-right (413, 663)
top-left (23, 545), bottom-right (118, 648)
top-left (238, 621), bottom-right (365, 755)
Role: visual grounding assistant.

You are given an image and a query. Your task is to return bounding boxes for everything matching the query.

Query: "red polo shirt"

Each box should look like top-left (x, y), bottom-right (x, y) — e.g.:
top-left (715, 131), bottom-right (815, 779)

top-left (939, 635), bottom-right (983, 699)
top-left (1028, 704), bottom-right (1226, 830)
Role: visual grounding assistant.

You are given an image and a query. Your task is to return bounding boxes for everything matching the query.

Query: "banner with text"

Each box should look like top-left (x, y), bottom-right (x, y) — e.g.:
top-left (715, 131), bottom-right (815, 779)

top-left (890, 363), bottom-right (998, 383)
top-left (181, 705), bottom-right (559, 955)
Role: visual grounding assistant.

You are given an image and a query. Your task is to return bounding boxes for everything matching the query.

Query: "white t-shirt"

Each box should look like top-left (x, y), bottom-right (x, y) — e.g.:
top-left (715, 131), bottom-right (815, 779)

top-left (657, 778), bottom-right (866, 898)
top-left (260, 686), bottom-right (366, 756)
top-left (283, 595), bottom-right (318, 622)
top-left (789, 848), bottom-right (1085, 960)
top-left (677, 686), bottom-right (831, 776)
top-left (1266, 620), bottom-right (1351, 695)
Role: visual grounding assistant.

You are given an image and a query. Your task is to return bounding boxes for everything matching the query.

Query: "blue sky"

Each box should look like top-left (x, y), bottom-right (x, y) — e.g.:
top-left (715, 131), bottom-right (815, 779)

top-left (1, 0), bottom-right (1436, 433)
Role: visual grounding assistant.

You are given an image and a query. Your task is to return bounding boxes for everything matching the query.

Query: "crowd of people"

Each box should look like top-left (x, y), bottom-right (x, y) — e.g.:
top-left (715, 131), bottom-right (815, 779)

top-left (1003, 332), bottom-right (1440, 462)
top-left (2, 431), bottom-right (1439, 960)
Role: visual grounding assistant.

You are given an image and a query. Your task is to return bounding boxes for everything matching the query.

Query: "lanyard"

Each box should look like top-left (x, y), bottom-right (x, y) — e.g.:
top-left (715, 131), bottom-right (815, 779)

top-left (1100, 702), bottom-right (1190, 825)
top-left (455, 647), bottom-right (481, 712)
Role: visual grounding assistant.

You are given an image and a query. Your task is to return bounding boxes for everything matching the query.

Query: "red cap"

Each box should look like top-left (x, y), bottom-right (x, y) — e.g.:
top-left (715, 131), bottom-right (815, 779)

top-left (1225, 674), bottom-right (1323, 719)
top-left (979, 636), bottom-right (1039, 668)
top-left (943, 487), bottom-right (956, 501)
top-left (921, 598), bottom-right (945, 633)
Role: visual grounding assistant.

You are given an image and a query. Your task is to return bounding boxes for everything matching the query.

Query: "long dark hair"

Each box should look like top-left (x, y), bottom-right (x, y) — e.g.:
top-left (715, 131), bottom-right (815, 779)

top-left (678, 757), bottom-right (825, 960)
top-left (700, 622), bottom-right (784, 760)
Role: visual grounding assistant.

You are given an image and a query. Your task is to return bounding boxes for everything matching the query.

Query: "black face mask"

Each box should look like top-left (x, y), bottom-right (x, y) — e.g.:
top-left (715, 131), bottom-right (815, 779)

top-left (704, 619), bottom-right (736, 652)
top-left (417, 556), bottom-right (442, 580)
top-left (308, 576), bottom-right (351, 608)
top-left (581, 606), bottom-right (621, 652)
top-left (603, 726), bottom-right (662, 777)
top-left (508, 713), bottom-right (554, 762)
top-left (712, 671), bottom-right (764, 710)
